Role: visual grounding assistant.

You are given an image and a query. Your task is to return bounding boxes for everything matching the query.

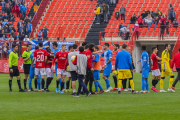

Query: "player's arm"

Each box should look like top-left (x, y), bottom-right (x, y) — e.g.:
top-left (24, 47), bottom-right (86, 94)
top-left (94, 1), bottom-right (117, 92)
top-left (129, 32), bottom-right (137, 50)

top-left (52, 53), bottom-right (58, 66)
top-left (92, 50), bottom-right (102, 55)
top-left (171, 56), bottom-right (175, 69)
top-left (32, 57), bottom-right (35, 67)
top-left (47, 60), bottom-right (52, 63)
top-left (72, 56), bottom-right (77, 65)
top-left (9, 53), bottom-right (13, 73)
top-left (128, 54), bottom-right (133, 70)
top-left (93, 54), bottom-right (99, 62)
top-left (162, 51), bottom-right (167, 71)
top-left (156, 56), bottom-right (161, 61)
top-left (100, 52), bottom-right (104, 57)
top-left (22, 52), bottom-right (30, 62)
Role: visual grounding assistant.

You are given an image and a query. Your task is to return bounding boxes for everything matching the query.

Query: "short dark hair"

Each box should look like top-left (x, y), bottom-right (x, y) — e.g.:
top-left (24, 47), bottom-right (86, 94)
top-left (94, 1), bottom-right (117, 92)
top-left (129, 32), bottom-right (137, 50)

top-left (122, 44), bottom-right (127, 49)
top-left (52, 42), bottom-right (58, 47)
top-left (114, 44), bottom-right (119, 49)
top-left (73, 44), bottom-right (78, 49)
top-left (82, 42), bottom-right (88, 47)
top-left (69, 45), bottom-right (73, 50)
top-left (38, 42), bottom-right (43, 47)
top-left (35, 46), bottom-right (39, 50)
top-left (79, 46), bottom-right (84, 52)
top-left (12, 44), bottom-right (18, 48)
top-left (142, 45), bottom-right (146, 50)
top-left (95, 46), bottom-right (99, 50)
top-left (152, 46), bottom-right (157, 51)
top-left (104, 43), bottom-right (109, 47)
top-left (27, 44), bottom-right (31, 47)
top-left (85, 44), bottom-right (89, 49)
top-left (179, 48), bottom-right (180, 52)
top-left (89, 43), bottom-right (95, 49)
top-left (165, 44), bottom-right (169, 48)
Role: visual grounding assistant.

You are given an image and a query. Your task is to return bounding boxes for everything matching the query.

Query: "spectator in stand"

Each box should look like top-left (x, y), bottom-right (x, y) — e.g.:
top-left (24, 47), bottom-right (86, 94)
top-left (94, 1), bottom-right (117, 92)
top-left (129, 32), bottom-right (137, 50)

top-left (169, 4), bottom-right (174, 14)
top-left (17, 19), bottom-right (23, 32)
top-left (166, 19), bottom-right (169, 35)
top-left (19, 24), bottom-right (24, 33)
top-left (154, 16), bottom-right (159, 30)
top-left (144, 14), bottom-right (153, 30)
top-left (98, 0), bottom-right (104, 7)
top-left (21, 4), bottom-right (27, 19)
top-left (2, 0), bottom-right (6, 14)
top-left (130, 14), bottom-right (137, 24)
top-left (0, 13), bottom-right (3, 21)
top-left (141, 10), bottom-right (146, 19)
top-left (95, 4), bottom-right (100, 24)
top-left (3, 13), bottom-right (9, 21)
top-left (110, 0), bottom-right (116, 5)
top-left (173, 18), bottom-right (179, 29)
top-left (0, 30), bottom-right (6, 38)
top-left (133, 21), bottom-right (139, 40)
top-left (11, 30), bottom-right (15, 38)
top-left (9, 13), bottom-right (15, 23)
top-left (118, 23), bottom-right (123, 37)
top-left (0, 24), bottom-right (2, 33)
top-left (120, 5), bottom-right (126, 22)
top-left (5, 4), bottom-right (12, 16)
top-left (8, 35), bottom-right (14, 48)
top-left (38, 29), bottom-right (43, 40)
top-left (154, 10), bottom-right (159, 19)
top-left (169, 9), bottom-right (176, 23)
top-left (35, 0), bottom-right (41, 6)
top-left (100, 6), bottom-right (104, 23)
top-left (103, 3), bottom-right (109, 23)
top-left (13, 3), bottom-right (21, 17)
top-left (19, 29), bottom-right (25, 41)
top-left (41, 27), bottom-right (48, 40)
top-left (4, 24), bottom-right (9, 33)
top-left (1, 34), bottom-right (7, 40)
top-left (26, 22), bottom-right (32, 37)
top-left (33, 3), bottom-right (39, 14)
top-left (29, 16), bottom-right (32, 21)
top-left (160, 14), bottom-right (166, 23)
top-left (15, 32), bottom-right (19, 40)
top-left (24, 16), bottom-right (30, 25)
top-left (120, 25), bottom-right (127, 40)
top-left (137, 16), bottom-right (143, 27)
top-left (9, 24), bottom-right (15, 33)
top-left (157, 9), bottom-right (162, 16)
top-left (23, 35), bottom-right (29, 41)
top-left (160, 20), bottom-right (165, 40)
top-left (115, 9), bottom-right (119, 20)
top-left (2, 19), bottom-right (9, 27)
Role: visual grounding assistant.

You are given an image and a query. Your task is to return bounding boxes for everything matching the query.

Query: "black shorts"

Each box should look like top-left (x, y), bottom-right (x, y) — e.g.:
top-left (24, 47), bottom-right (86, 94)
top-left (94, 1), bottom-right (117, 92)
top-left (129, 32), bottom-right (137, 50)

top-left (71, 71), bottom-right (77, 81)
top-left (23, 64), bottom-right (31, 74)
top-left (9, 66), bottom-right (20, 77)
top-left (85, 68), bottom-right (94, 82)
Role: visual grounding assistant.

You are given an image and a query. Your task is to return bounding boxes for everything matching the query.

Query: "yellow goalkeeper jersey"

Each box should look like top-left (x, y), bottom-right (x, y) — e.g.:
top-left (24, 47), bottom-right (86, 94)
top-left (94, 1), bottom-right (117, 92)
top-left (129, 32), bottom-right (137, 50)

top-left (161, 49), bottom-right (170, 71)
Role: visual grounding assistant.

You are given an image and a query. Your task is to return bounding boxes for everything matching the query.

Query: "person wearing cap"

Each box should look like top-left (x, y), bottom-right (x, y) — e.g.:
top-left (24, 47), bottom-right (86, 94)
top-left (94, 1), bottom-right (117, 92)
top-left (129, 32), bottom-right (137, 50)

top-left (23, 35), bottom-right (29, 41)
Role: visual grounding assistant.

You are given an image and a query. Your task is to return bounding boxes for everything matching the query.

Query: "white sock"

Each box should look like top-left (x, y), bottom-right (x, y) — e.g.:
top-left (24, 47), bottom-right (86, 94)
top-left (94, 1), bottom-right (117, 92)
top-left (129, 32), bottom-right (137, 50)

top-left (118, 88), bottom-right (121, 91)
top-left (73, 89), bottom-right (76, 93)
top-left (81, 88), bottom-right (83, 92)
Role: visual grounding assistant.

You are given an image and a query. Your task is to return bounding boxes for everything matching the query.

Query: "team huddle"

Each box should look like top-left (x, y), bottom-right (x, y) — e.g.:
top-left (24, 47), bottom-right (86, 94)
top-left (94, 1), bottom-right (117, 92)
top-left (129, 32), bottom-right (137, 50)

top-left (8, 41), bottom-right (179, 96)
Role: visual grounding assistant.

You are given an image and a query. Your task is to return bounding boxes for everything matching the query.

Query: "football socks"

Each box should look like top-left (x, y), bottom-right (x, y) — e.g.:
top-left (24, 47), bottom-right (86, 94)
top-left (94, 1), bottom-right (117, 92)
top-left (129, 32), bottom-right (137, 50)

top-left (24, 79), bottom-right (27, 89)
top-left (29, 79), bottom-right (32, 90)
top-left (129, 79), bottom-right (134, 90)
top-left (35, 79), bottom-right (37, 89)
top-left (17, 80), bottom-right (22, 90)
top-left (9, 80), bottom-right (12, 91)
top-left (113, 76), bottom-right (117, 88)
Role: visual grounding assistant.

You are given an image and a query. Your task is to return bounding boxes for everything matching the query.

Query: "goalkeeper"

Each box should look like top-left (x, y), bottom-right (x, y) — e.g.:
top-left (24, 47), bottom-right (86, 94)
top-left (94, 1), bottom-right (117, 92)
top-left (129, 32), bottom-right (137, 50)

top-left (160, 44), bottom-right (175, 92)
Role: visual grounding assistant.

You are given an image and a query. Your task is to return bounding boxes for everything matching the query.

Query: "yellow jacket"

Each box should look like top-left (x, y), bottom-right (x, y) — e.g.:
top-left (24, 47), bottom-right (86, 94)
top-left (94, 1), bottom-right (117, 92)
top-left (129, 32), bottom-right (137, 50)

top-left (33, 5), bottom-right (39, 12)
top-left (161, 49), bottom-right (170, 70)
top-left (95, 7), bottom-right (100, 15)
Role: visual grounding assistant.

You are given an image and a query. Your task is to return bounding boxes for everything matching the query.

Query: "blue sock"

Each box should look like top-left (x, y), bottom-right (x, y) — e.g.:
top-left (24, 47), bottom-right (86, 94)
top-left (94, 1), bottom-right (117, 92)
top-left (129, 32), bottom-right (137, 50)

top-left (105, 78), bottom-right (109, 89)
top-left (145, 79), bottom-right (149, 91)
top-left (59, 78), bottom-right (62, 87)
top-left (94, 81), bottom-right (98, 92)
top-left (28, 78), bottom-right (32, 90)
top-left (97, 81), bottom-right (103, 91)
top-left (38, 78), bottom-right (41, 90)
top-left (142, 78), bottom-right (145, 91)
top-left (107, 79), bottom-right (111, 88)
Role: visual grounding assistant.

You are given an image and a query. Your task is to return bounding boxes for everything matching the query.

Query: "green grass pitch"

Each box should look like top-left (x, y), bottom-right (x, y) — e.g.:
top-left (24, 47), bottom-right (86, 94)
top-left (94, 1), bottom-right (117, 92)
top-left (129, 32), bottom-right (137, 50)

top-left (0, 73), bottom-right (180, 120)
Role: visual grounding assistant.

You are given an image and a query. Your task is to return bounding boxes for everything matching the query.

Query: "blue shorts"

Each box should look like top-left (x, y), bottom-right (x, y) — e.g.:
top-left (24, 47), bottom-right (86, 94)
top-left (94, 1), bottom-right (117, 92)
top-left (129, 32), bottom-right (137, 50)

top-left (142, 69), bottom-right (149, 79)
top-left (71, 71), bottom-right (77, 81)
top-left (103, 67), bottom-right (112, 77)
top-left (29, 66), bottom-right (35, 79)
top-left (93, 70), bottom-right (100, 80)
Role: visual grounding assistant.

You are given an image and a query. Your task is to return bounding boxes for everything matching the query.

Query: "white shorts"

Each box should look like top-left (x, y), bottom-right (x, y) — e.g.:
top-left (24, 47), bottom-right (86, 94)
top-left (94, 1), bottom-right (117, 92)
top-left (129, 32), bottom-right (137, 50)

top-left (46, 68), bottom-right (54, 78)
top-left (35, 68), bottom-right (46, 76)
top-left (57, 69), bottom-right (67, 75)
top-left (66, 72), bottom-right (71, 77)
top-left (152, 69), bottom-right (161, 77)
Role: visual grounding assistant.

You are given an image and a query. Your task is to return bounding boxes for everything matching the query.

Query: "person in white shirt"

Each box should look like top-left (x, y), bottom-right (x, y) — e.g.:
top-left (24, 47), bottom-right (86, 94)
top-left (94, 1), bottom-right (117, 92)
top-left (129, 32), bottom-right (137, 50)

top-left (23, 35), bottom-right (29, 41)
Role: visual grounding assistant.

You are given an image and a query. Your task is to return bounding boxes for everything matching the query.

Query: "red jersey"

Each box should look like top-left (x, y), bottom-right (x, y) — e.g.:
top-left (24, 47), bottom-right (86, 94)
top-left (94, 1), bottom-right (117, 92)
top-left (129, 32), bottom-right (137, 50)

top-left (45, 52), bottom-right (54, 68)
top-left (171, 52), bottom-right (180, 69)
top-left (33, 49), bottom-right (47, 68)
top-left (85, 50), bottom-right (92, 69)
top-left (52, 51), bottom-right (68, 69)
top-left (151, 53), bottom-right (159, 70)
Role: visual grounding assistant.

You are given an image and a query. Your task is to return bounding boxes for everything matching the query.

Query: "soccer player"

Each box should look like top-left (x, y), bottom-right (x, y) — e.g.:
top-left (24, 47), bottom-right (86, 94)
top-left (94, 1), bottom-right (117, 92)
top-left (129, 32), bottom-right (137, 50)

top-left (101, 43), bottom-right (112, 92)
top-left (171, 48), bottom-right (180, 89)
top-left (139, 45), bottom-right (150, 93)
top-left (115, 44), bottom-right (137, 94)
top-left (52, 44), bottom-right (68, 93)
top-left (160, 44), bottom-right (175, 92)
top-left (22, 44), bottom-right (32, 91)
top-left (93, 46), bottom-right (104, 94)
top-left (45, 46), bottom-right (54, 92)
top-left (9, 44), bottom-right (24, 92)
top-left (112, 44), bottom-right (119, 91)
top-left (150, 46), bottom-right (161, 92)
top-left (32, 42), bottom-right (47, 92)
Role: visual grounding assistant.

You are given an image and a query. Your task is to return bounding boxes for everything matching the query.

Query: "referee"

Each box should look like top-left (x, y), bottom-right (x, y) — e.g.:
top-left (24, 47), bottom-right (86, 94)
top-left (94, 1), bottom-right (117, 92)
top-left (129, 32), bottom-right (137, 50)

top-left (9, 44), bottom-right (24, 92)
top-left (22, 44), bottom-right (32, 91)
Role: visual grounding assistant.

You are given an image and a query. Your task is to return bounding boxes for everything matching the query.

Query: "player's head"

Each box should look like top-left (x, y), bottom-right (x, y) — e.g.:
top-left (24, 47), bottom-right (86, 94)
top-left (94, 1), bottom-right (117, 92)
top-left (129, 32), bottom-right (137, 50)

top-left (152, 46), bottom-right (158, 53)
top-left (94, 46), bottom-right (99, 52)
top-left (73, 44), bottom-right (78, 50)
top-left (104, 43), bottom-right (109, 50)
top-left (12, 44), bottom-right (18, 52)
top-left (114, 44), bottom-right (119, 51)
top-left (46, 46), bottom-right (51, 53)
top-left (26, 44), bottom-right (31, 51)
top-left (122, 44), bottom-right (127, 50)
top-left (89, 43), bottom-right (95, 52)
top-left (82, 42), bottom-right (88, 48)
top-left (61, 44), bottom-right (66, 51)
top-left (79, 46), bottom-right (84, 52)
top-left (52, 42), bottom-right (58, 49)
top-left (141, 45), bottom-right (146, 51)
top-left (165, 44), bottom-right (171, 50)
top-left (69, 45), bottom-right (73, 52)
top-left (85, 44), bottom-right (89, 50)
top-left (35, 46), bottom-right (39, 50)
top-left (127, 47), bottom-right (131, 53)
top-left (38, 42), bottom-right (43, 48)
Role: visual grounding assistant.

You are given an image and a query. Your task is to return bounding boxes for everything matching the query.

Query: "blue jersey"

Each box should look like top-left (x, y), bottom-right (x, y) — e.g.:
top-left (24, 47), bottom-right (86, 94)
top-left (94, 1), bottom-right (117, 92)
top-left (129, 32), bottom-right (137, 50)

top-left (101, 49), bottom-right (112, 68)
top-left (141, 51), bottom-right (150, 71)
top-left (30, 52), bottom-right (34, 66)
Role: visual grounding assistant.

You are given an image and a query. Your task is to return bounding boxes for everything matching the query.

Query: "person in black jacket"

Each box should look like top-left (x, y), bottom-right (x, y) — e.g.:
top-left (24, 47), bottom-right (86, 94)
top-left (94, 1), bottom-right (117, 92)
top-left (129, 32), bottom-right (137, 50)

top-left (160, 20), bottom-right (166, 40)
top-left (5, 4), bottom-right (12, 16)
top-left (130, 14), bottom-right (137, 24)
top-left (141, 11), bottom-right (146, 19)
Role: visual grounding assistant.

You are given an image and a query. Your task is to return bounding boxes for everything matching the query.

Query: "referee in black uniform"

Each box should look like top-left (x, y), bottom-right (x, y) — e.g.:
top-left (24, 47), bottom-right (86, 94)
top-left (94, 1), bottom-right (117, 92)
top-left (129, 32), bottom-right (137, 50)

top-left (9, 44), bottom-right (24, 92)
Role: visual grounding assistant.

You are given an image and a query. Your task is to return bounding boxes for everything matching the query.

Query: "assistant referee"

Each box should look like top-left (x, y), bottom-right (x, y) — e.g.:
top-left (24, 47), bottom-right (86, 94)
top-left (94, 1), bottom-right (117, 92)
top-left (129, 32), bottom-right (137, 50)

top-left (22, 44), bottom-right (32, 91)
top-left (9, 44), bottom-right (24, 92)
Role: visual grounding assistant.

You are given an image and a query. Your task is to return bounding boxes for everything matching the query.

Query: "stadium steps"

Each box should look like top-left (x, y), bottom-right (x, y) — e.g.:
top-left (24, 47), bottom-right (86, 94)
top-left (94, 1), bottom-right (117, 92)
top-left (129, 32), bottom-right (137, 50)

top-left (85, 4), bottom-right (117, 45)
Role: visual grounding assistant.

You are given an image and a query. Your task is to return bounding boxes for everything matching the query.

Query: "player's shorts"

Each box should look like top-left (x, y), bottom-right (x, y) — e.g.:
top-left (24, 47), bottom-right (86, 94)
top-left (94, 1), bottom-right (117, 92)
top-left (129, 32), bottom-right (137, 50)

top-left (103, 67), bottom-right (112, 77)
top-left (142, 68), bottom-right (149, 79)
top-left (35, 68), bottom-right (46, 76)
top-left (152, 69), bottom-right (161, 77)
top-left (9, 66), bottom-right (20, 77)
top-left (66, 72), bottom-right (71, 77)
top-left (23, 64), bottom-right (31, 74)
top-left (57, 68), bottom-right (66, 75)
top-left (29, 66), bottom-right (35, 79)
top-left (118, 69), bottom-right (132, 80)
top-left (71, 71), bottom-right (77, 81)
top-left (161, 69), bottom-right (174, 77)
top-left (93, 70), bottom-right (100, 80)
top-left (46, 68), bottom-right (54, 78)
